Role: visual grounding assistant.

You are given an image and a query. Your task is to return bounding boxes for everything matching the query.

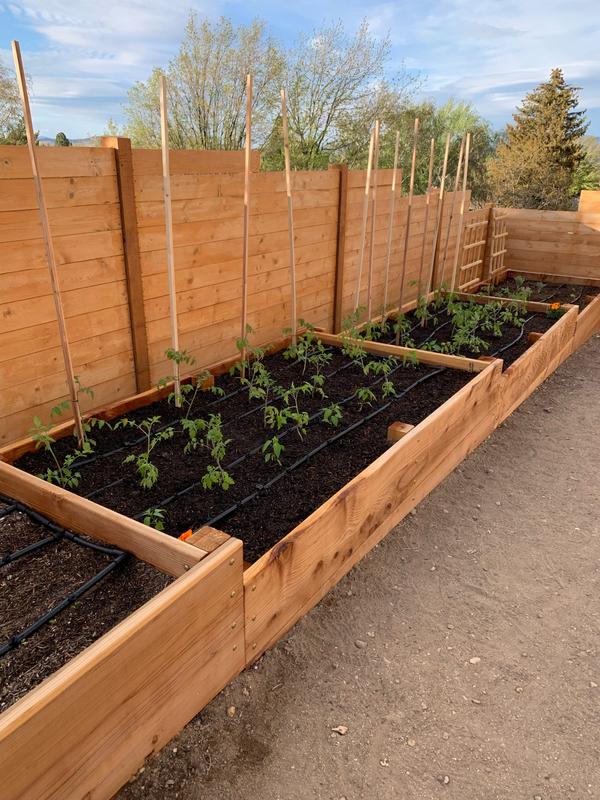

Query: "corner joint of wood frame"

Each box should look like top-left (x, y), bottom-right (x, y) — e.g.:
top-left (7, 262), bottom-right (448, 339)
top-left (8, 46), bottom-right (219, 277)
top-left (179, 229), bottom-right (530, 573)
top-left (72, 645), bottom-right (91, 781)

top-left (387, 421), bottom-right (414, 443)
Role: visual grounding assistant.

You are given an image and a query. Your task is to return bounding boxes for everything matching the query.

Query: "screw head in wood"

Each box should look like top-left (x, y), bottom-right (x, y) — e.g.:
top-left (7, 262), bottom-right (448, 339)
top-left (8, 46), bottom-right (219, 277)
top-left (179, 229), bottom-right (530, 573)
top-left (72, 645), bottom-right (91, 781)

top-left (231, 621), bottom-right (237, 629)
top-left (229, 558), bottom-right (235, 565)
top-left (251, 584), bottom-right (256, 591)
top-left (230, 590), bottom-right (236, 597)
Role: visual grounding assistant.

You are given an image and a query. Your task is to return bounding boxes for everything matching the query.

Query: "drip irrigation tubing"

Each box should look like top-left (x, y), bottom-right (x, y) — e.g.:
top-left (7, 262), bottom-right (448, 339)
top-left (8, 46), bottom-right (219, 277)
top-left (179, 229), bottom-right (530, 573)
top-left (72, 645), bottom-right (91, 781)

top-left (0, 496), bottom-right (127, 657)
top-left (84, 347), bottom-right (412, 503)
top-left (127, 356), bottom-right (439, 519)
top-left (200, 366), bottom-right (445, 531)
top-left (156, 291), bottom-right (577, 533)
top-left (64, 285), bottom-right (582, 510)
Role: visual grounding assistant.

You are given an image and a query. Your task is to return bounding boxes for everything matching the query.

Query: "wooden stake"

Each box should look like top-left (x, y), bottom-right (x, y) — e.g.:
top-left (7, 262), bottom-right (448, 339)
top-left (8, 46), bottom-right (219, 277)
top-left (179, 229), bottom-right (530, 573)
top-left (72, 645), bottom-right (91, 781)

top-left (159, 75), bottom-right (181, 406)
top-left (353, 127), bottom-right (375, 313)
top-left (11, 41), bottom-right (85, 446)
top-left (440, 135), bottom-right (465, 287)
top-left (383, 130), bottom-right (400, 317)
top-left (426, 133), bottom-right (451, 293)
top-left (280, 88), bottom-right (297, 345)
top-left (396, 117), bottom-right (419, 345)
top-left (241, 74), bottom-right (253, 376)
top-left (417, 136), bottom-right (436, 298)
top-left (450, 132), bottom-right (471, 292)
top-left (366, 120), bottom-right (380, 320)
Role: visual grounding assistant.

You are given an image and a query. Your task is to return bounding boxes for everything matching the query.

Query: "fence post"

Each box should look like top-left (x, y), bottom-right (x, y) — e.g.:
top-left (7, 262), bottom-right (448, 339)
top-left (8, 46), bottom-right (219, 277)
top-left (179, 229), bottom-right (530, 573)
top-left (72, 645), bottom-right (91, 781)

top-left (481, 202), bottom-right (495, 285)
top-left (101, 136), bottom-right (151, 392)
top-left (330, 163), bottom-right (349, 332)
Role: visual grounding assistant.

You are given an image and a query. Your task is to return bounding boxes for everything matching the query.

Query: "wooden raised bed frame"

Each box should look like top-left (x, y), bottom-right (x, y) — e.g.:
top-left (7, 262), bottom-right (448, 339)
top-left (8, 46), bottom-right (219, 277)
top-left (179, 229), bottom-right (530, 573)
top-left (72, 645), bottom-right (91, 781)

top-left (0, 302), bottom-right (590, 798)
top-left (0, 467), bottom-right (244, 800)
top-left (485, 267), bottom-right (600, 354)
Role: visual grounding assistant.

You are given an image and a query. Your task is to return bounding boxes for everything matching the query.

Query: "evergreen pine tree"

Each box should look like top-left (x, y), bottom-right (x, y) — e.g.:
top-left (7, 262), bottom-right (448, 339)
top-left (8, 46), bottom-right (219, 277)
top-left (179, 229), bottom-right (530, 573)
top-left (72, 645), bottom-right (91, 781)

top-left (489, 68), bottom-right (588, 209)
top-left (55, 131), bottom-right (71, 147)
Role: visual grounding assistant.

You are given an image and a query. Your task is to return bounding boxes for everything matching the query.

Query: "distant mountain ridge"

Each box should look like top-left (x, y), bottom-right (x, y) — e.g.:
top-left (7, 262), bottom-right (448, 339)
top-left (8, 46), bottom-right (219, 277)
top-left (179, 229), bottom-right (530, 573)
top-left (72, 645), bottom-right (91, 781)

top-left (38, 136), bottom-right (100, 146)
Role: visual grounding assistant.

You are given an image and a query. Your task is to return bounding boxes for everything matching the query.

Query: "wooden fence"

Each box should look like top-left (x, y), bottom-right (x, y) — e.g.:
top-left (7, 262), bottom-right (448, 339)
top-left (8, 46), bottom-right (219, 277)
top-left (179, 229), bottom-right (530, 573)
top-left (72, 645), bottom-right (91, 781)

top-left (504, 190), bottom-right (600, 280)
top-left (0, 142), bottom-right (495, 446)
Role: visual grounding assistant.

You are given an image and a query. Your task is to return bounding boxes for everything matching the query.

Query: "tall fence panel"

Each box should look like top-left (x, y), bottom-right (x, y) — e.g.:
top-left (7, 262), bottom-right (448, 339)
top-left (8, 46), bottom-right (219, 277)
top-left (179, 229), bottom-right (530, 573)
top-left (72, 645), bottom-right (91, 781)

top-left (337, 168), bottom-right (470, 322)
top-left (0, 142), bottom-right (489, 446)
top-left (0, 146), bottom-right (136, 446)
top-left (504, 202), bottom-right (600, 279)
top-left (132, 153), bottom-right (338, 383)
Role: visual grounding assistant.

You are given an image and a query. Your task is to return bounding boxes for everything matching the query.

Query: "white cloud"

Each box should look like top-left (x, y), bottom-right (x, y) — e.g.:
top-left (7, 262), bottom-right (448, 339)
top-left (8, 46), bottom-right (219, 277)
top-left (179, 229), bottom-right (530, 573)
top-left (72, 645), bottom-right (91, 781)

top-left (2, 0), bottom-right (599, 136)
top-left (2, 0), bottom-right (217, 135)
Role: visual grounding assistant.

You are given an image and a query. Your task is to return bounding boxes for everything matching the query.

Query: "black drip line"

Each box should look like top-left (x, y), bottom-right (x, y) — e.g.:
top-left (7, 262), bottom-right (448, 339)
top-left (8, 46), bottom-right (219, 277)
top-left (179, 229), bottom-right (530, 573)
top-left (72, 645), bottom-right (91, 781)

top-left (162, 288), bottom-right (578, 532)
top-left (0, 496), bottom-right (127, 658)
top-left (86, 289), bottom-right (566, 514)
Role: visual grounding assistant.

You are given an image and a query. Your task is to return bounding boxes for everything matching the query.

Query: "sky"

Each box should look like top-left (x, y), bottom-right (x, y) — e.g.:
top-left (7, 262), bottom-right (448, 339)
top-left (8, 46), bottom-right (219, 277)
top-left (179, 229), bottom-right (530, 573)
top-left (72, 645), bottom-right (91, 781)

top-left (1, 0), bottom-right (599, 139)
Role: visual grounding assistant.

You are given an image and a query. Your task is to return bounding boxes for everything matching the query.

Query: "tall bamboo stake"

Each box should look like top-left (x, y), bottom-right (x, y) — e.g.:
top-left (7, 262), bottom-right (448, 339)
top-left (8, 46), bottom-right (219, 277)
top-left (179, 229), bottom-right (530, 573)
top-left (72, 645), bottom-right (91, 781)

top-left (416, 136), bottom-right (436, 298)
top-left (440, 135), bottom-right (465, 287)
top-left (11, 41), bottom-right (85, 445)
top-left (366, 119), bottom-right (380, 320)
top-left (280, 88), bottom-right (297, 345)
top-left (426, 132), bottom-right (451, 295)
top-left (382, 130), bottom-right (400, 317)
top-left (353, 128), bottom-right (375, 313)
top-left (241, 74), bottom-right (252, 376)
top-left (450, 132), bottom-right (471, 292)
top-left (395, 117), bottom-right (419, 345)
top-left (159, 75), bottom-right (181, 406)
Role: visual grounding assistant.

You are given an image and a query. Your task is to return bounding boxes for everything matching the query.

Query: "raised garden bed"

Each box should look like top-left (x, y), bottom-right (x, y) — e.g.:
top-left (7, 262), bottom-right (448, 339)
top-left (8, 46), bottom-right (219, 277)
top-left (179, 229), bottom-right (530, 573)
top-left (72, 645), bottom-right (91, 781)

top-left (4, 335), bottom-right (485, 561)
top-left (475, 269), bottom-right (600, 354)
top-left (0, 498), bottom-right (171, 711)
top-left (0, 330), bottom-right (501, 799)
top-left (0, 296), bottom-right (586, 797)
top-left (0, 474), bottom-right (243, 800)
top-left (352, 288), bottom-right (579, 427)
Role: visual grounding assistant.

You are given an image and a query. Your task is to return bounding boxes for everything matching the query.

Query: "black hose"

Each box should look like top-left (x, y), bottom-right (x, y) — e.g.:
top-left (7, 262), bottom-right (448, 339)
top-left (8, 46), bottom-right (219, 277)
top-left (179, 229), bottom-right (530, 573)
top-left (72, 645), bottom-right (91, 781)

top-left (0, 497), bottom-right (128, 658)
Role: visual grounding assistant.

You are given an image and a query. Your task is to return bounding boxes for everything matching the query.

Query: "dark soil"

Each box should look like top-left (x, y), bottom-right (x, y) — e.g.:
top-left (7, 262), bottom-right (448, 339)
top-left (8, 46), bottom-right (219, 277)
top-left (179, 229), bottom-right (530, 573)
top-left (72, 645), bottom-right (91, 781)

top-left (378, 305), bottom-right (554, 360)
top-left (0, 502), bottom-right (172, 711)
top-left (15, 309), bottom-right (558, 562)
top-left (482, 277), bottom-right (600, 308)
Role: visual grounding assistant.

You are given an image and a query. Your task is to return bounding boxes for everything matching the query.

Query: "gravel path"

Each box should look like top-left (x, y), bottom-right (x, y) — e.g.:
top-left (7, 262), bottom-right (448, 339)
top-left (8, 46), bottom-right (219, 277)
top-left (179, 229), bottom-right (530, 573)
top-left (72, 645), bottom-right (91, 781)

top-left (119, 333), bottom-right (600, 800)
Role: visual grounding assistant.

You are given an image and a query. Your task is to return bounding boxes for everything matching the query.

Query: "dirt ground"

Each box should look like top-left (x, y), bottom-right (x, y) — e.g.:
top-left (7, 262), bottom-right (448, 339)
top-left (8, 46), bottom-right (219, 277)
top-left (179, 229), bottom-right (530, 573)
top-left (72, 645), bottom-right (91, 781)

top-left (118, 334), bottom-right (600, 800)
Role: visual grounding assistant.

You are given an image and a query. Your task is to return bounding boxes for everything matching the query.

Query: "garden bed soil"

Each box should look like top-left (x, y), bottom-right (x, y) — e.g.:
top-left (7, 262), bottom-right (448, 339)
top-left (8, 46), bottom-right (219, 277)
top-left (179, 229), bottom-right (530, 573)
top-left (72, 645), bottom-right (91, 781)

top-left (15, 346), bottom-right (479, 563)
top-left (375, 306), bottom-right (555, 364)
top-left (0, 500), bottom-right (172, 711)
top-left (481, 277), bottom-right (600, 308)
top-left (13, 307), bottom-right (562, 562)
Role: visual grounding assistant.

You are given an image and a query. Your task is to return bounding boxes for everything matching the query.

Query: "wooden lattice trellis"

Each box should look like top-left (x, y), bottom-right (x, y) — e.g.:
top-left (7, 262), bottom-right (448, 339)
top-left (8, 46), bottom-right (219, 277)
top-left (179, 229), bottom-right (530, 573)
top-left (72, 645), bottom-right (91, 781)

top-left (455, 204), bottom-right (508, 291)
top-left (486, 208), bottom-right (509, 285)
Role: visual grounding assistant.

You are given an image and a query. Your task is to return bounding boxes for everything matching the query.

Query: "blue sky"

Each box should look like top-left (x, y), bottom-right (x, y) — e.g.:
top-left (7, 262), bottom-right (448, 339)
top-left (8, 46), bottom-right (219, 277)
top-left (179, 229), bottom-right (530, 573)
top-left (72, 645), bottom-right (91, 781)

top-left (1, 0), bottom-right (598, 139)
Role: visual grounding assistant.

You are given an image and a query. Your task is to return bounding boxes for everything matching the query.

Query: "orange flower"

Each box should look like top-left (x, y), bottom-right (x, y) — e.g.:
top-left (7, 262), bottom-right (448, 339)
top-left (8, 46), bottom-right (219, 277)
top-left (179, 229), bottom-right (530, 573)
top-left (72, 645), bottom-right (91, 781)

top-left (550, 302), bottom-right (560, 310)
top-left (178, 529), bottom-right (193, 541)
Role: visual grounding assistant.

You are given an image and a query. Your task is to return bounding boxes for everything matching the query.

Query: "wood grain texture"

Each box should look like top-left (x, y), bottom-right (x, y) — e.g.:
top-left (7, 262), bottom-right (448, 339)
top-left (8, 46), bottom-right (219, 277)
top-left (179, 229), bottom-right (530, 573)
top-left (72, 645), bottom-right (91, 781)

top-left (573, 291), bottom-right (600, 351)
top-left (102, 137), bottom-right (150, 391)
top-left (0, 460), bottom-right (205, 575)
top-left (0, 538), bottom-right (244, 800)
top-left (505, 205), bottom-right (600, 278)
top-left (496, 305), bottom-right (578, 423)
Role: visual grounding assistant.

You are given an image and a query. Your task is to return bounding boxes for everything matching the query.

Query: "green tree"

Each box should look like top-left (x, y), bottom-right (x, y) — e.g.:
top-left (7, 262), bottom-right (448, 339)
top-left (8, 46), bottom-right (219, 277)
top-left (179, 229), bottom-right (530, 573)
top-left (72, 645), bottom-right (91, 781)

top-left (55, 131), bottom-right (71, 147)
top-left (122, 14), bottom-right (284, 149)
top-left (280, 21), bottom-right (396, 169)
top-left (571, 135), bottom-right (600, 194)
top-left (488, 68), bottom-right (588, 209)
top-left (1, 58), bottom-right (24, 144)
top-left (334, 96), bottom-right (494, 204)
